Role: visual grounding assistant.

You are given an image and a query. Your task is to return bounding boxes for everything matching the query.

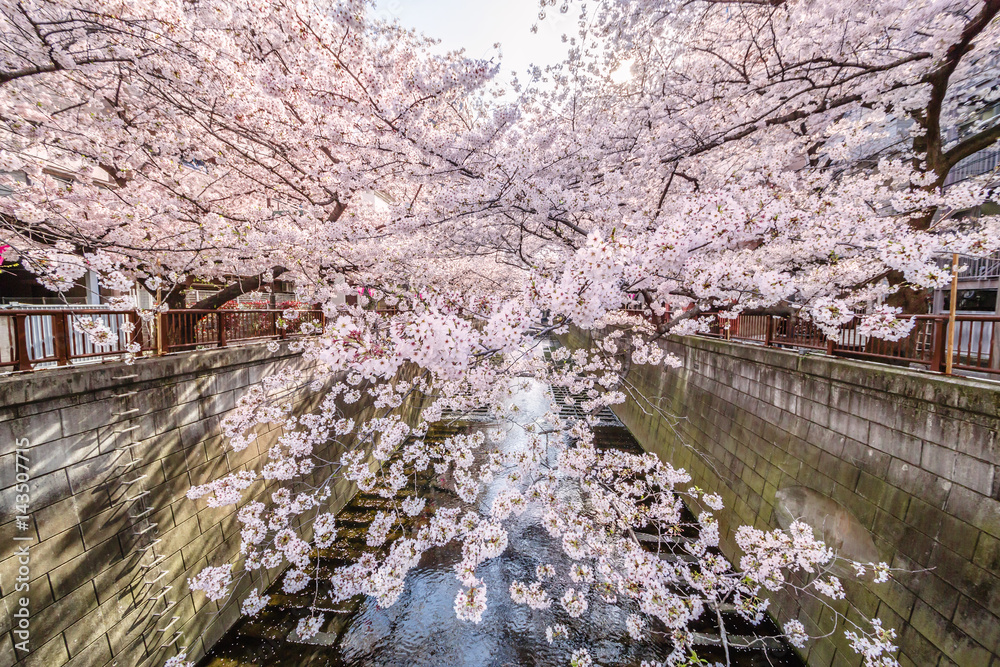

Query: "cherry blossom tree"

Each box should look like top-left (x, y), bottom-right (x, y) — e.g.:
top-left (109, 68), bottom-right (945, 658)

top-left (1, 0), bottom-right (499, 307)
top-left (5, 1), bottom-right (1000, 666)
top-left (500, 0), bottom-right (1000, 325)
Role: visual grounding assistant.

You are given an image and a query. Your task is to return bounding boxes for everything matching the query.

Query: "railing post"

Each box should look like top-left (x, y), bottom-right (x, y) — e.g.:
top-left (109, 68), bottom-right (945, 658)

top-left (826, 337), bottom-right (836, 356)
top-left (218, 311), bottom-right (227, 348)
top-left (991, 319), bottom-right (1000, 373)
top-left (52, 312), bottom-right (70, 366)
top-left (13, 314), bottom-right (31, 372)
top-left (945, 253), bottom-right (959, 375)
top-left (764, 316), bottom-right (773, 347)
top-left (156, 288), bottom-right (164, 356)
top-left (126, 311), bottom-right (141, 351)
top-left (930, 317), bottom-right (946, 373)
top-left (278, 312), bottom-right (287, 340)
top-left (157, 311), bottom-right (167, 356)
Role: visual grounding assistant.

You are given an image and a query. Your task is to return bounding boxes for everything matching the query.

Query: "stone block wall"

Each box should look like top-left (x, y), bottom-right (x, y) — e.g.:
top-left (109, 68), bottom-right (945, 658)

top-left (0, 344), bottom-right (423, 667)
top-left (562, 329), bottom-right (1000, 667)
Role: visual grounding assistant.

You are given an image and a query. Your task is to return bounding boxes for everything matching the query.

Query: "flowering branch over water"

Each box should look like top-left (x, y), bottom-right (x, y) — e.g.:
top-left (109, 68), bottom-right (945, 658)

top-left (181, 302), bottom-right (905, 667)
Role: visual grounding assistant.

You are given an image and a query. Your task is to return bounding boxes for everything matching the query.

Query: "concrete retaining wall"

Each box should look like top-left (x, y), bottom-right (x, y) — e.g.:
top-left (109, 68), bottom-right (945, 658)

top-left (563, 329), bottom-right (1000, 667)
top-left (0, 344), bottom-right (422, 667)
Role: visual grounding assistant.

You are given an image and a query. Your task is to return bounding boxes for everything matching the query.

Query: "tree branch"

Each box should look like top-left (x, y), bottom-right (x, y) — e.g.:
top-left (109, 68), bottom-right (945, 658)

top-left (0, 56), bottom-right (135, 86)
top-left (916, 0), bottom-right (1000, 178)
top-left (189, 266), bottom-right (288, 310)
top-left (943, 122), bottom-right (1000, 170)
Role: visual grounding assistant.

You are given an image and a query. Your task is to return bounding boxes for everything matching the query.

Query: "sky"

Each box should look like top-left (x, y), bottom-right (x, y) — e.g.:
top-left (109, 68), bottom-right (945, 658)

top-left (372, 0), bottom-right (575, 82)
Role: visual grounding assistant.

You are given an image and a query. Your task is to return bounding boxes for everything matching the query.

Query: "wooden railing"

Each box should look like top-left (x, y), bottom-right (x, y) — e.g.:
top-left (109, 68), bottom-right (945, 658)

top-left (160, 309), bottom-right (323, 353)
top-left (7, 306), bottom-right (996, 377)
top-left (701, 313), bottom-right (1000, 376)
top-left (0, 308), bottom-right (324, 372)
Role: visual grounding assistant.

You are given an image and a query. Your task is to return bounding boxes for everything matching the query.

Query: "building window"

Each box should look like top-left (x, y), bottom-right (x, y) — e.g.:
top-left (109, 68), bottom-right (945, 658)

top-left (944, 288), bottom-right (998, 312)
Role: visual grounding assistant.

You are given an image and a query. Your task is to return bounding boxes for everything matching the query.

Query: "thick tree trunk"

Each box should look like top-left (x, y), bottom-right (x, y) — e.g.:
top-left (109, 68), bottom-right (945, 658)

top-left (884, 270), bottom-right (933, 314)
top-left (156, 266), bottom-right (288, 350)
top-left (189, 266), bottom-right (288, 311)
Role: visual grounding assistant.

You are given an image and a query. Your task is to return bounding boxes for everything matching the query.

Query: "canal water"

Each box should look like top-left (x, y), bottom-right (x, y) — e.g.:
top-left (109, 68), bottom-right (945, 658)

top-left (199, 376), bottom-right (803, 666)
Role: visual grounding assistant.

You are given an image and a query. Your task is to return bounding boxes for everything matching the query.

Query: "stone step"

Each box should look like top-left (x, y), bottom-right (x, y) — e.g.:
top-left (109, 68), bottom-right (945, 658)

top-left (655, 551), bottom-right (699, 564)
top-left (635, 531), bottom-right (694, 546)
top-left (313, 545), bottom-right (367, 561)
top-left (336, 524), bottom-right (376, 541)
top-left (267, 592), bottom-right (323, 610)
top-left (336, 508), bottom-right (384, 523)
top-left (690, 631), bottom-right (786, 651)
top-left (267, 591), bottom-right (363, 611)
top-left (235, 609), bottom-right (298, 640)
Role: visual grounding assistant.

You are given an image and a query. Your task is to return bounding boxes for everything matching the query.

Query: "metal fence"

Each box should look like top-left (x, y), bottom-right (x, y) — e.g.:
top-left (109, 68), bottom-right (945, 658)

top-left (935, 252), bottom-right (1000, 281)
top-left (701, 313), bottom-right (1000, 376)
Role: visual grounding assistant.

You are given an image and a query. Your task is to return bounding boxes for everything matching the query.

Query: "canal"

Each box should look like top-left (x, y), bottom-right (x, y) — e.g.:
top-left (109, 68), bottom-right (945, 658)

top-left (199, 375), bottom-right (803, 666)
